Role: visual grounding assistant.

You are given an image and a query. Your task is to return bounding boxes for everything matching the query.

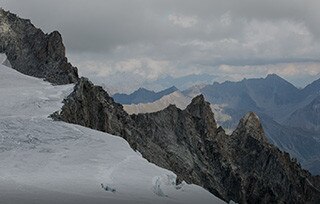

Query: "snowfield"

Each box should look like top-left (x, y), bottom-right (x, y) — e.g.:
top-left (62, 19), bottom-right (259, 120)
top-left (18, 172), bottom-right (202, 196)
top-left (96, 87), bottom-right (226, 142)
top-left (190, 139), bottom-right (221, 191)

top-left (0, 56), bottom-right (224, 204)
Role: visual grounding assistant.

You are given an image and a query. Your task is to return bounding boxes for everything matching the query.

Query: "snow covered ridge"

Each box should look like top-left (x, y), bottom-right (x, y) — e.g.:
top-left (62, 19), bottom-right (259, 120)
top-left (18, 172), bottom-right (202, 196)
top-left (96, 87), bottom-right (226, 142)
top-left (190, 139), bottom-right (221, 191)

top-left (0, 61), bottom-right (224, 203)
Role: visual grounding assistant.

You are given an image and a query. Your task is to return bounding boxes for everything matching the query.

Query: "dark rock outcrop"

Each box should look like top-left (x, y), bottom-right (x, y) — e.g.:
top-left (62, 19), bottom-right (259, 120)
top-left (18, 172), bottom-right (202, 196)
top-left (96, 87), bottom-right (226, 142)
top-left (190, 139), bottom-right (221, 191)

top-left (0, 8), bottom-right (78, 85)
top-left (229, 112), bottom-right (320, 203)
top-left (51, 77), bottom-right (141, 149)
top-left (53, 78), bottom-right (320, 203)
top-left (188, 74), bottom-right (320, 174)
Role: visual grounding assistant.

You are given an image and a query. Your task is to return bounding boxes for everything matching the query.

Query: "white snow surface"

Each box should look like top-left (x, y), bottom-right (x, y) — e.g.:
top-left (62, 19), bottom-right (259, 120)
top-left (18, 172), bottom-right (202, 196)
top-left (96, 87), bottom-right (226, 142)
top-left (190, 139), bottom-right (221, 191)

top-left (0, 60), bottom-right (224, 204)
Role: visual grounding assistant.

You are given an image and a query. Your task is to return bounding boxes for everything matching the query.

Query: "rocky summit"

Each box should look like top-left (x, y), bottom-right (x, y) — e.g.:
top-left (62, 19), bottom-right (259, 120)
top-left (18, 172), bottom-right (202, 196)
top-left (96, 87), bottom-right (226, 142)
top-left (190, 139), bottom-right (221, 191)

top-left (0, 8), bottom-right (78, 85)
top-left (53, 77), bottom-right (320, 203)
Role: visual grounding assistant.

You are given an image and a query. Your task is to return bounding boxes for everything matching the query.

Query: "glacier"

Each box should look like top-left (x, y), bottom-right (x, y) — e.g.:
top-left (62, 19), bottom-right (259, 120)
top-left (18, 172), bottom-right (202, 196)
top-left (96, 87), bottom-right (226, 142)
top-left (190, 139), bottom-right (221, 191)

top-left (0, 55), bottom-right (224, 204)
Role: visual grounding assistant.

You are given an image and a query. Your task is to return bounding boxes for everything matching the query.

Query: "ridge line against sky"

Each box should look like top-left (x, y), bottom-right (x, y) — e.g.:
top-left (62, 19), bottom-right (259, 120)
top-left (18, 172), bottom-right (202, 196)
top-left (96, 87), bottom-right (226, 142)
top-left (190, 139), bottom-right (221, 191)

top-left (1, 0), bottom-right (320, 92)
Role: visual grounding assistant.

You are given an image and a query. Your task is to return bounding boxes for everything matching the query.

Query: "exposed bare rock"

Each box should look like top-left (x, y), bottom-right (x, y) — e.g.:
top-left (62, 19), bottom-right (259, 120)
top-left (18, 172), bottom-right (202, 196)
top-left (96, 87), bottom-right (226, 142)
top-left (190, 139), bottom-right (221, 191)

top-left (0, 8), bottom-right (78, 85)
top-left (53, 78), bottom-right (320, 203)
top-left (229, 112), bottom-right (320, 203)
top-left (187, 74), bottom-right (320, 174)
top-left (51, 77), bottom-right (140, 149)
top-left (233, 112), bottom-right (268, 143)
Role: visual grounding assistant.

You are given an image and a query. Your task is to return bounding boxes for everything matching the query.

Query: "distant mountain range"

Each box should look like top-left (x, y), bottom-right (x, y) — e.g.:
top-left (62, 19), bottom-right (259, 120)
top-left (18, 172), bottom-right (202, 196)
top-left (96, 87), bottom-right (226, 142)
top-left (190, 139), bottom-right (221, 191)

top-left (116, 74), bottom-right (320, 174)
top-left (194, 73), bottom-right (320, 130)
top-left (113, 86), bottom-right (178, 104)
top-left (123, 90), bottom-right (191, 114)
top-left (141, 74), bottom-right (225, 91)
top-left (200, 75), bottom-right (320, 174)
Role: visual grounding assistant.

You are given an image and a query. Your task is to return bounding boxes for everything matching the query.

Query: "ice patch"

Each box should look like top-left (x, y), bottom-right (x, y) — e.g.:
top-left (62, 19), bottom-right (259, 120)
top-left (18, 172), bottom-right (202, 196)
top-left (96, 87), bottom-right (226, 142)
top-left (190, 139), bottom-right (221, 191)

top-left (152, 177), bottom-right (167, 197)
top-left (0, 53), bottom-right (11, 67)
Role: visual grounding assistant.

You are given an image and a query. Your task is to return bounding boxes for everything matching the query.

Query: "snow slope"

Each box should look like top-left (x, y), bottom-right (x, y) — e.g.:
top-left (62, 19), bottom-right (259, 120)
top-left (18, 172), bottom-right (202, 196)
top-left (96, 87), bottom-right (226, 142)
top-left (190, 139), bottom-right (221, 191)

top-left (0, 57), bottom-right (224, 204)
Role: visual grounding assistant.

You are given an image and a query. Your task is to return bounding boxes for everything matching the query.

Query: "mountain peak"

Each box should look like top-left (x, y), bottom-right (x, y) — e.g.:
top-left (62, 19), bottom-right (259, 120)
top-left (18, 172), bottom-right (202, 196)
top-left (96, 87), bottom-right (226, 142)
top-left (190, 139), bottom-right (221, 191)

top-left (265, 74), bottom-right (294, 85)
top-left (136, 87), bottom-right (153, 93)
top-left (158, 86), bottom-right (179, 95)
top-left (266, 73), bottom-right (279, 77)
top-left (0, 9), bottom-right (78, 84)
top-left (301, 78), bottom-right (320, 98)
top-left (186, 94), bottom-right (218, 131)
top-left (187, 94), bottom-right (210, 113)
top-left (265, 73), bottom-right (283, 80)
top-left (190, 94), bottom-right (206, 105)
top-left (243, 112), bottom-right (260, 124)
top-left (233, 112), bottom-right (268, 143)
top-left (0, 8), bottom-right (12, 17)
top-left (167, 85), bottom-right (178, 91)
top-left (113, 86), bottom-right (178, 105)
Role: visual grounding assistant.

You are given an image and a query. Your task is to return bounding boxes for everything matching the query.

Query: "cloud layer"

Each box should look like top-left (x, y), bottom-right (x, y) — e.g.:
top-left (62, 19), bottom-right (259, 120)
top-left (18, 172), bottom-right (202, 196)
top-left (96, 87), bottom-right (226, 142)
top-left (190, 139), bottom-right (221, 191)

top-left (1, 0), bottom-right (320, 92)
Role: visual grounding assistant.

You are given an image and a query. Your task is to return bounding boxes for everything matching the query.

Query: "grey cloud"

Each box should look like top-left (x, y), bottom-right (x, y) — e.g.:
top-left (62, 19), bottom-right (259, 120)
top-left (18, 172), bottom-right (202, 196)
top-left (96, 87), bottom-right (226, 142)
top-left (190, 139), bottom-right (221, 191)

top-left (1, 0), bottom-right (320, 91)
top-left (3, 0), bottom-right (320, 51)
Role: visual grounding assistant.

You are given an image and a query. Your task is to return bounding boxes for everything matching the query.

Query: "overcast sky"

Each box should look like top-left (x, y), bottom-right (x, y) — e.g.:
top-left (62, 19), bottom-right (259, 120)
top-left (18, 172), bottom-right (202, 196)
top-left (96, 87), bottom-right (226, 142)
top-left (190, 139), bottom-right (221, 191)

top-left (1, 0), bottom-right (320, 92)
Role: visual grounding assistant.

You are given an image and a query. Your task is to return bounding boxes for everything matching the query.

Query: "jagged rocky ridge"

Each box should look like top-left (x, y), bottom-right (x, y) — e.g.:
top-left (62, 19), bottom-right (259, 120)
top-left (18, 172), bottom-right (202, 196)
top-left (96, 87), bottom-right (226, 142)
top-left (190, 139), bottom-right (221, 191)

top-left (53, 77), bottom-right (320, 203)
top-left (186, 74), bottom-right (320, 174)
top-left (0, 8), bottom-right (78, 85)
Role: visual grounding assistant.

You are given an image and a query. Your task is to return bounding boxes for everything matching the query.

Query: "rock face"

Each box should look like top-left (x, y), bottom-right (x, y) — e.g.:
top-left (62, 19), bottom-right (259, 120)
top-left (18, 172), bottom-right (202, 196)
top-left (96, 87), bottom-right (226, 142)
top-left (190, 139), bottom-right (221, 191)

top-left (229, 113), bottom-right (320, 203)
top-left (185, 74), bottom-right (320, 174)
top-left (53, 78), bottom-right (320, 203)
top-left (51, 77), bottom-right (140, 148)
top-left (285, 95), bottom-right (320, 133)
top-left (0, 8), bottom-right (78, 85)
